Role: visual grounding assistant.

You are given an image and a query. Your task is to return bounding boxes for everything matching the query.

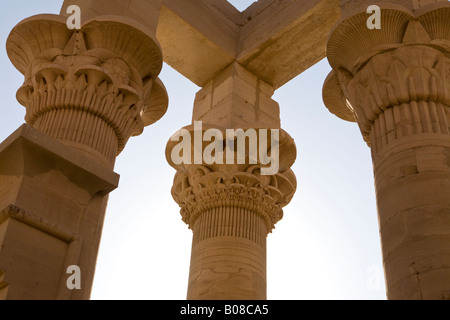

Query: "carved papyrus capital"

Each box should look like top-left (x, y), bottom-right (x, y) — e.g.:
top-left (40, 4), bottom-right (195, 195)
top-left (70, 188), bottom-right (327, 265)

top-left (166, 126), bottom-right (297, 234)
top-left (6, 15), bottom-right (168, 167)
top-left (323, 3), bottom-right (450, 150)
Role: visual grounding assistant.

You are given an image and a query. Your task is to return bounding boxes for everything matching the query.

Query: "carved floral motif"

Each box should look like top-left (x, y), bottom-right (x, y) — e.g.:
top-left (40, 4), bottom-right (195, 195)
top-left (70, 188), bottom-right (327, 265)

top-left (6, 15), bottom-right (168, 166)
top-left (323, 4), bottom-right (450, 149)
top-left (168, 128), bottom-right (297, 233)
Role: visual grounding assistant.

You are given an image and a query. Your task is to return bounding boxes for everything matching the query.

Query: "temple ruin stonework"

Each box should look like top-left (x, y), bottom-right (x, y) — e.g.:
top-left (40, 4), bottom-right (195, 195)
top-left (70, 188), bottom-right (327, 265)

top-left (0, 0), bottom-right (449, 300)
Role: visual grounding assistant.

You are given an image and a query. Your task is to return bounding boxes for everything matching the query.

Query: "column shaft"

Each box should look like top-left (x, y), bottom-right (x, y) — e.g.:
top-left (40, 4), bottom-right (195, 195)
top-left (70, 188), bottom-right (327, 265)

top-left (188, 207), bottom-right (267, 300)
top-left (373, 121), bottom-right (450, 299)
top-left (323, 2), bottom-right (450, 299)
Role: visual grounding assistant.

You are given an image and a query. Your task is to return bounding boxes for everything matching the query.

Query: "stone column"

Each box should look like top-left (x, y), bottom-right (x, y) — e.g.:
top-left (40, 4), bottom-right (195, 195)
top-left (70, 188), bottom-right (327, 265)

top-left (166, 63), bottom-right (297, 300)
top-left (323, 1), bottom-right (450, 299)
top-left (0, 3), bottom-right (167, 299)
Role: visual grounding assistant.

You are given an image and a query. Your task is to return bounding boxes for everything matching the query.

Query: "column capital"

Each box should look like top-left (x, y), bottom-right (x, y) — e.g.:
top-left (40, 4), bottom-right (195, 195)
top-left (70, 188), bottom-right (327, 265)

top-left (327, 2), bottom-right (450, 75)
top-left (168, 129), bottom-right (297, 233)
top-left (167, 62), bottom-right (297, 233)
top-left (6, 14), bottom-right (168, 167)
top-left (166, 59), bottom-right (297, 300)
top-left (323, 2), bottom-right (450, 146)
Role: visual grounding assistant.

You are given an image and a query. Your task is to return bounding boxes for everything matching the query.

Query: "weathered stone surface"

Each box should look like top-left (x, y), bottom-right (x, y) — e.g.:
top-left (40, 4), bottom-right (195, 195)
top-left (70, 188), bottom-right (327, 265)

top-left (2, 0), bottom-right (450, 301)
top-left (166, 61), bottom-right (297, 299)
top-left (0, 125), bottom-right (119, 300)
top-left (167, 132), bottom-right (297, 299)
top-left (324, 1), bottom-right (450, 300)
top-left (158, 0), bottom-right (341, 88)
top-left (1, 4), bottom-right (167, 300)
top-left (7, 13), bottom-right (168, 168)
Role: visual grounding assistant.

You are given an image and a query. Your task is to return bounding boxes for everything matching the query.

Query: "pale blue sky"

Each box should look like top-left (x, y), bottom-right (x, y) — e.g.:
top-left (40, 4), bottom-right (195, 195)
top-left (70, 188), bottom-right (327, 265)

top-left (228, 0), bottom-right (256, 11)
top-left (0, 1), bottom-right (386, 300)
